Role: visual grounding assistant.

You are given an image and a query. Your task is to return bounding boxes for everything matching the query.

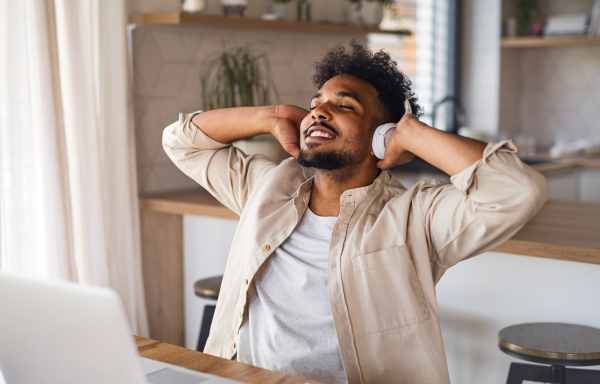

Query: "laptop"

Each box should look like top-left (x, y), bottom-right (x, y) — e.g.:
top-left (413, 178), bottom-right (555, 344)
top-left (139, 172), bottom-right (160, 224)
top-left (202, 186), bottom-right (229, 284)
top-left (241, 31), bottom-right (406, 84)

top-left (0, 272), bottom-right (244, 384)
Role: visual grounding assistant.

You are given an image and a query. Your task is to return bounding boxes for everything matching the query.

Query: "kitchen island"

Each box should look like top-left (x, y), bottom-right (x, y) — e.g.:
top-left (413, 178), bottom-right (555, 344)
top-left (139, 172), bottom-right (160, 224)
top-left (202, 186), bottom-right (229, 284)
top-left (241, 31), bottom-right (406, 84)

top-left (138, 157), bottom-right (600, 384)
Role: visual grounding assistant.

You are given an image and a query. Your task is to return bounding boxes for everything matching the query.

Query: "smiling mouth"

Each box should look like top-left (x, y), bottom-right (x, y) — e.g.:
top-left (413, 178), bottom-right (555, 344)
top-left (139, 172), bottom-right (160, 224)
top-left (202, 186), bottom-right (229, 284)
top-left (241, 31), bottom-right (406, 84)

top-left (307, 129), bottom-right (335, 139)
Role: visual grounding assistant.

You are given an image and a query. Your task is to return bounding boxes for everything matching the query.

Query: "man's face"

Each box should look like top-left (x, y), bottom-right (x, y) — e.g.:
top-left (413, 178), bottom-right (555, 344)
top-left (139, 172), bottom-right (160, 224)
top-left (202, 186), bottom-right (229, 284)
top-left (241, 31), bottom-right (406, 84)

top-left (298, 75), bottom-right (380, 170)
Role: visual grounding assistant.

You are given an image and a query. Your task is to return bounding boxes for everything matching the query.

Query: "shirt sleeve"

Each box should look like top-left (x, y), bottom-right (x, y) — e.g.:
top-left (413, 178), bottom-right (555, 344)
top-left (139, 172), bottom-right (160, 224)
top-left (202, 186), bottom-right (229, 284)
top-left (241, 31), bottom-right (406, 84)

top-left (162, 111), bottom-right (278, 216)
top-left (414, 140), bottom-right (549, 269)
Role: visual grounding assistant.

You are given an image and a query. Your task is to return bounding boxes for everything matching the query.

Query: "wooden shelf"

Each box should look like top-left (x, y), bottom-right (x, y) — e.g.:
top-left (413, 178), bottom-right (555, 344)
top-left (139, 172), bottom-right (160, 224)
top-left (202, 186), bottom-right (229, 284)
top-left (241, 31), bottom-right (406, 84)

top-left (129, 12), bottom-right (402, 36)
top-left (501, 36), bottom-right (600, 49)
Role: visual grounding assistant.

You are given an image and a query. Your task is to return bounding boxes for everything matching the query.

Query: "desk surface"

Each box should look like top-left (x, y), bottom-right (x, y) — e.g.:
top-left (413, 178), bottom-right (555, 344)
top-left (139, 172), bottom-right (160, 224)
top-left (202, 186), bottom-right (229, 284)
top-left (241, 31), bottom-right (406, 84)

top-left (135, 336), bottom-right (323, 384)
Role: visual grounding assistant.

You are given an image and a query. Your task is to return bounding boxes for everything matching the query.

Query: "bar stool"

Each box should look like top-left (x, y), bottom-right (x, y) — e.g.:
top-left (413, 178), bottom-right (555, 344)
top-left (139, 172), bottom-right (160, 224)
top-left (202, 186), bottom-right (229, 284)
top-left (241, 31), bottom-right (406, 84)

top-left (194, 275), bottom-right (222, 352)
top-left (498, 322), bottom-right (600, 384)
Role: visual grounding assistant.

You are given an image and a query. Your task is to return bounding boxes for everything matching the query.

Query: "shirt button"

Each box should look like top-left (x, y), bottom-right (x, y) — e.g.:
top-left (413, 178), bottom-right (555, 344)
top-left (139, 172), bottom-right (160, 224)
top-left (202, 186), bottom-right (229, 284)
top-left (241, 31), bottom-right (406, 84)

top-left (232, 342), bottom-right (236, 349)
top-left (485, 158), bottom-right (490, 164)
top-left (244, 278), bottom-right (248, 285)
top-left (239, 311), bottom-right (243, 318)
top-left (263, 244), bottom-right (270, 251)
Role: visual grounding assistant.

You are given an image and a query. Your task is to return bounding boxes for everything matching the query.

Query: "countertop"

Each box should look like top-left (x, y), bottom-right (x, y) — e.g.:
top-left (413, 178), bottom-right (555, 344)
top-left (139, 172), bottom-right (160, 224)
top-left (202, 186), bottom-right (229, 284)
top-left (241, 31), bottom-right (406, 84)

top-left (140, 189), bottom-right (600, 265)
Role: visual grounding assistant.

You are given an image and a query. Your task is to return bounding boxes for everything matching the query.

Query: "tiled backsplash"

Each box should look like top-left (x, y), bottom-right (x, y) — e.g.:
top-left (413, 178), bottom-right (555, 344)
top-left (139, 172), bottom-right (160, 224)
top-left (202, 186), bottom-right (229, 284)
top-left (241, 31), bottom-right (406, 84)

top-left (131, 26), bottom-right (366, 195)
top-left (499, 46), bottom-right (600, 150)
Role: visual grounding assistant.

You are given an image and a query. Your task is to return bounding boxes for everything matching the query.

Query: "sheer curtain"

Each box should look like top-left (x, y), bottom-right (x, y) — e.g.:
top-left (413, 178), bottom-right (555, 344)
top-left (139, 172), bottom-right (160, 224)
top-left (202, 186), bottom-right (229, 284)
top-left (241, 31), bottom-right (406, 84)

top-left (0, 0), bottom-right (148, 336)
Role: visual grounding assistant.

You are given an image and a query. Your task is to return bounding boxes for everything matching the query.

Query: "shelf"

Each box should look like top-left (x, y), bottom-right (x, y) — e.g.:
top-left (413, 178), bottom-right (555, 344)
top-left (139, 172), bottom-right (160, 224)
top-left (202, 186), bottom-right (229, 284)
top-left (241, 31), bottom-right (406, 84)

top-left (501, 36), bottom-right (600, 49)
top-left (129, 12), bottom-right (403, 36)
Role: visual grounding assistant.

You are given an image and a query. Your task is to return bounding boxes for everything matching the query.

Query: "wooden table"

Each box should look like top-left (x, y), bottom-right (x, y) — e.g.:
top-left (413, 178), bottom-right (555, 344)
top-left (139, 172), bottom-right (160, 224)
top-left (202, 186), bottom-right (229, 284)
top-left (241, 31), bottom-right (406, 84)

top-left (136, 335), bottom-right (322, 384)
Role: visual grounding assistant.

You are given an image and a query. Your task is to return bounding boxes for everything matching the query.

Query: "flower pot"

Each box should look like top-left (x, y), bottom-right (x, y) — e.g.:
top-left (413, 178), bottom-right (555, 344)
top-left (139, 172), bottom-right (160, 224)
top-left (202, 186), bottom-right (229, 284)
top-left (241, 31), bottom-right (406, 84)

top-left (347, 1), bottom-right (384, 26)
top-left (269, 3), bottom-right (288, 20)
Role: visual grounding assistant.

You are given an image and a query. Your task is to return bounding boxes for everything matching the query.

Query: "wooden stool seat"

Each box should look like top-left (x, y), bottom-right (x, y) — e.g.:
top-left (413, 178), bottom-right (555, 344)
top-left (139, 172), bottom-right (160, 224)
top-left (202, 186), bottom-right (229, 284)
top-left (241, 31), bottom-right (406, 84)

top-left (499, 323), bottom-right (600, 384)
top-left (194, 276), bottom-right (222, 300)
top-left (499, 323), bottom-right (600, 366)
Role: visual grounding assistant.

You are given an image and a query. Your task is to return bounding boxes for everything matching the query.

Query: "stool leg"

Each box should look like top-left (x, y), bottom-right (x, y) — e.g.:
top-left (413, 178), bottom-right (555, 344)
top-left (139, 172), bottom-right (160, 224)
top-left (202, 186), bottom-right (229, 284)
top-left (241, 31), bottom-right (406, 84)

top-left (565, 367), bottom-right (600, 384)
top-left (506, 362), bottom-right (552, 384)
top-left (550, 365), bottom-right (565, 384)
top-left (196, 304), bottom-right (216, 352)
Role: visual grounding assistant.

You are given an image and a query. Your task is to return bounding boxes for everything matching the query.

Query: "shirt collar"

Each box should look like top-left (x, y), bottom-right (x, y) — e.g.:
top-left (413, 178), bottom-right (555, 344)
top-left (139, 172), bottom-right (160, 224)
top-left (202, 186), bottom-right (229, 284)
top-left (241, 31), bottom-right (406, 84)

top-left (294, 168), bottom-right (392, 204)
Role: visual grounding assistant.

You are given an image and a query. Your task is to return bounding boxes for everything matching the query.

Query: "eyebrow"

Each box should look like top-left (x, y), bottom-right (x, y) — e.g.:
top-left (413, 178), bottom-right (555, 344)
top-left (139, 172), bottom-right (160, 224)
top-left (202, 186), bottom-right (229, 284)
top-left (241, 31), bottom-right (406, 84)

top-left (311, 91), bottom-right (362, 105)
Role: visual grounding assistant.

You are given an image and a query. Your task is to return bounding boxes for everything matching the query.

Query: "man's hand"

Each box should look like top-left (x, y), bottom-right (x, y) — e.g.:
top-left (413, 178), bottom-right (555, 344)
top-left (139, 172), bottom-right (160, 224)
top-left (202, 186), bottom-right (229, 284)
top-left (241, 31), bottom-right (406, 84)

top-left (272, 104), bottom-right (309, 159)
top-left (376, 115), bottom-right (418, 171)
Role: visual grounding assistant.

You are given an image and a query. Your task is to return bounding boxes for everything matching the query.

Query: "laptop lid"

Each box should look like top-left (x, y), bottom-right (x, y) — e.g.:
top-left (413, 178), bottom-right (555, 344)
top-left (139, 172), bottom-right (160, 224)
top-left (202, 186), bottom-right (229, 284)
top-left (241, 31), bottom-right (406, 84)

top-left (0, 272), bottom-right (148, 384)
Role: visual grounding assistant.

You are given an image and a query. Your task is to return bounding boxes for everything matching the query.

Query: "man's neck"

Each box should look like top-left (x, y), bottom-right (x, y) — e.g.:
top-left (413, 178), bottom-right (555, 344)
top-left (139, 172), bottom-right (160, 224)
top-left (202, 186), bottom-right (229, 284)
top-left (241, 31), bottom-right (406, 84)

top-left (308, 166), bottom-right (380, 217)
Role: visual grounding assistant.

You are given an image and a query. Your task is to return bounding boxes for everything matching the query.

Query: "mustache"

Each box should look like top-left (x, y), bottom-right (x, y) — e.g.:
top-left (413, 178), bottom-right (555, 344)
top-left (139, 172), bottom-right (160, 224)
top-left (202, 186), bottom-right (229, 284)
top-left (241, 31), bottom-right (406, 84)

top-left (303, 121), bottom-right (338, 136)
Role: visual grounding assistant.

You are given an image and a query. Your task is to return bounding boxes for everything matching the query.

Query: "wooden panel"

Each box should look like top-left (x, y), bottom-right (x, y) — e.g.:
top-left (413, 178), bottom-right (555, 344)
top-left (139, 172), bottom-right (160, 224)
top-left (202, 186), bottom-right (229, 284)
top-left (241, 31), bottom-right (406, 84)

top-left (129, 12), bottom-right (402, 36)
top-left (140, 210), bottom-right (184, 346)
top-left (136, 336), bottom-right (324, 384)
top-left (141, 191), bottom-right (600, 265)
top-left (141, 189), bottom-right (239, 220)
top-left (502, 36), bottom-right (600, 49)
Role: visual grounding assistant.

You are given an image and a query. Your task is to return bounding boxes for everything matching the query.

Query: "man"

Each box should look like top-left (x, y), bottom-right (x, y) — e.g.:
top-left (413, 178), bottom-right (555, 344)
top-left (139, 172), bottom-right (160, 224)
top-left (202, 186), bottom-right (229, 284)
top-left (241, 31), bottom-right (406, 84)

top-left (163, 41), bottom-right (548, 384)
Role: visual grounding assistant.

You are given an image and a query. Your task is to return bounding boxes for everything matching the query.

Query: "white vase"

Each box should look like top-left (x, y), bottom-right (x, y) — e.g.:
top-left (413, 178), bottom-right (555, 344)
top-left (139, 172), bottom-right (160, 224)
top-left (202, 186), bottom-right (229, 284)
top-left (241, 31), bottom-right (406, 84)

top-left (347, 1), bottom-right (384, 26)
top-left (269, 3), bottom-right (288, 20)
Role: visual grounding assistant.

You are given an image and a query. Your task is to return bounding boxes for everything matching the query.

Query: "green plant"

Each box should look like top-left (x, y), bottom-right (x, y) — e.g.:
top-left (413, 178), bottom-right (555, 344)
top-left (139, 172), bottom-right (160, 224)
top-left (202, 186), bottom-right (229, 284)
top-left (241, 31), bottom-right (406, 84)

top-left (509, 0), bottom-right (544, 36)
top-left (201, 45), bottom-right (279, 111)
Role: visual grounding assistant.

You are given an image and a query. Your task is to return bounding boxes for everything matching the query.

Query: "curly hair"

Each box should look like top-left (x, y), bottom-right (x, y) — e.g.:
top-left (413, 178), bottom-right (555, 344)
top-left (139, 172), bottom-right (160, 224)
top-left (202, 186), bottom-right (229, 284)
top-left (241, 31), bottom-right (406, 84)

top-left (313, 40), bottom-right (422, 124)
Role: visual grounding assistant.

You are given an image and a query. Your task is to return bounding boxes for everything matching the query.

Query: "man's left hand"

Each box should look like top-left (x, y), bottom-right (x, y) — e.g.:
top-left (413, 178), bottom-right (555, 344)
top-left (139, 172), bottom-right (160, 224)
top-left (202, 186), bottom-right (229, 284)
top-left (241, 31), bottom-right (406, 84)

top-left (376, 115), bottom-right (419, 171)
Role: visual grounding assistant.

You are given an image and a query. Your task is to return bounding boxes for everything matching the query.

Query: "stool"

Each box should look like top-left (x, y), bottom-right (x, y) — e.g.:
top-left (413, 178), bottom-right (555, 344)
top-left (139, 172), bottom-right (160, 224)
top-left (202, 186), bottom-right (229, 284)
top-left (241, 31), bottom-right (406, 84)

top-left (194, 275), bottom-right (222, 352)
top-left (498, 323), bottom-right (600, 384)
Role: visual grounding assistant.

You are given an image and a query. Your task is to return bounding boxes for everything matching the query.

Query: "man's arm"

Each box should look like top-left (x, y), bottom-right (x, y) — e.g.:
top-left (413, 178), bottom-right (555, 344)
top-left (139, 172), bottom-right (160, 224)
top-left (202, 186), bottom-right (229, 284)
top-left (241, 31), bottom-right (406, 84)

top-left (379, 115), bottom-right (549, 270)
top-left (376, 114), bottom-right (487, 175)
top-left (163, 105), bottom-right (308, 216)
top-left (191, 105), bottom-right (308, 158)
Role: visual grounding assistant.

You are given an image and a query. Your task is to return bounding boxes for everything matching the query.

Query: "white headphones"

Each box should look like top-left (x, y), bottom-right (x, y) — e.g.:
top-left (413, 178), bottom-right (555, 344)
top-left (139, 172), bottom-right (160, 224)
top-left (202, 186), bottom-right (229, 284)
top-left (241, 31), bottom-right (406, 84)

top-left (372, 98), bottom-right (412, 160)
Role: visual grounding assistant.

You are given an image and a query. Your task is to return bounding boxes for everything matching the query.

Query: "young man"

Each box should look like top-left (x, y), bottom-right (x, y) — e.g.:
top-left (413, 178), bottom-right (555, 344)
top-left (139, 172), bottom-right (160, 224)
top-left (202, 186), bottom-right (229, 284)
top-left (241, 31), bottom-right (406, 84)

top-left (163, 42), bottom-right (548, 384)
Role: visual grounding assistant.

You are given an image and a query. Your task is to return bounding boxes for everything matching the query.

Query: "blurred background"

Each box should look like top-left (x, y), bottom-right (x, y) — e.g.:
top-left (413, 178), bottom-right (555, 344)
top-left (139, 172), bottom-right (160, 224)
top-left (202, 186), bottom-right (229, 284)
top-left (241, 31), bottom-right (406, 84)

top-left (2, 1), bottom-right (600, 383)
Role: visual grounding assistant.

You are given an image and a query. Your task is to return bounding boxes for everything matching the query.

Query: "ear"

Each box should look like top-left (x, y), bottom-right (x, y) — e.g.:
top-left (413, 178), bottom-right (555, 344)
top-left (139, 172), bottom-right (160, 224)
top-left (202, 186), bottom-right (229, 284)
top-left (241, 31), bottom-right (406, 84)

top-left (370, 148), bottom-right (375, 156)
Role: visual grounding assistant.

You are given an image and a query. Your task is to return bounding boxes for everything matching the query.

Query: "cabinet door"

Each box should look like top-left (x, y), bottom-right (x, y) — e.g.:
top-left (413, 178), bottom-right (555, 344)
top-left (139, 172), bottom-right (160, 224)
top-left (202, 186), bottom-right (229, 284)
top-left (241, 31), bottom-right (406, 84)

top-left (579, 170), bottom-right (600, 203)
top-left (546, 171), bottom-right (579, 201)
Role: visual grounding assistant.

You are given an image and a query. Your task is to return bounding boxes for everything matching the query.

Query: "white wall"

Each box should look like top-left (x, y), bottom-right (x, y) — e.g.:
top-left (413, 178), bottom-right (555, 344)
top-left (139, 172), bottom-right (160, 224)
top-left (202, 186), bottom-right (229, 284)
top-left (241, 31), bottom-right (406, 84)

top-left (461, 0), bottom-right (502, 137)
top-left (183, 214), bottom-right (238, 350)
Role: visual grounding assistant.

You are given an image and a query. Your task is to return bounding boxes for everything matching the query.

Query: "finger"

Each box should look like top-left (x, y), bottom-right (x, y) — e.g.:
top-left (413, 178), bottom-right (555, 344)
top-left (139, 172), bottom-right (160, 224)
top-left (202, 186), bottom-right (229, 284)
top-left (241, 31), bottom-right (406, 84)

top-left (287, 144), bottom-right (301, 159)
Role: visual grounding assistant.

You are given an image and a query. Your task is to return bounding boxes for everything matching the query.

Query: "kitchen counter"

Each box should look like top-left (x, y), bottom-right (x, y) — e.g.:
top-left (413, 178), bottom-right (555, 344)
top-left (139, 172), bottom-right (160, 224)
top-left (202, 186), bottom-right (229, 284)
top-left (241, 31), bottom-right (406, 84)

top-left (139, 159), bottom-right (600, 347)
top-left (141, 189), bottom-right (600, 266)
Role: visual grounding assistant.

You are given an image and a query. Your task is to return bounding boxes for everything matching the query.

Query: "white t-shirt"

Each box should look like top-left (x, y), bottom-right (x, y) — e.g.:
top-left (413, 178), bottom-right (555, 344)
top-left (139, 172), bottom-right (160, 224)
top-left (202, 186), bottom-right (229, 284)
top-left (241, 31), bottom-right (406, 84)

top-left (237, 207), bottom-right (347, 384)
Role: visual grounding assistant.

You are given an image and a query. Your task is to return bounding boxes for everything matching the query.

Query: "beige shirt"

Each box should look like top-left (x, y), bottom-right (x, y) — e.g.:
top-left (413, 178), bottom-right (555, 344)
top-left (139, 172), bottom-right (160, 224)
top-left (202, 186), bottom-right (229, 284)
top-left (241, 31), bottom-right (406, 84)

top-left (163, 111), bottom-right (549, 384)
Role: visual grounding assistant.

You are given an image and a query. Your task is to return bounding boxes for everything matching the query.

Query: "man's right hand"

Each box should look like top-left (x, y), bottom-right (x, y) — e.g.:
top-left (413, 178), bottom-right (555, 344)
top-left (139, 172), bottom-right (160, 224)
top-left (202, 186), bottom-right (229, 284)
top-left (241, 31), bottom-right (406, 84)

top-left (272, 105), bottom-right (309, 159)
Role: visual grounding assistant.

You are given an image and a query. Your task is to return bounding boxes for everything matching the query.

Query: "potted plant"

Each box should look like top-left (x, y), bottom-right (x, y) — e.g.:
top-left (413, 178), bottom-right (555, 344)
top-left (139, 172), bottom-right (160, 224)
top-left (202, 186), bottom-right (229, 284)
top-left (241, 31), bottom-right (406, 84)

top-left (509, 0), bottom-right (544, 36)
top-left (270, 0), bottom-right (291, 20)
top-left (347, 0), bottom-right (394, 26)
top-left (201, 45), bottom-right (284, 161)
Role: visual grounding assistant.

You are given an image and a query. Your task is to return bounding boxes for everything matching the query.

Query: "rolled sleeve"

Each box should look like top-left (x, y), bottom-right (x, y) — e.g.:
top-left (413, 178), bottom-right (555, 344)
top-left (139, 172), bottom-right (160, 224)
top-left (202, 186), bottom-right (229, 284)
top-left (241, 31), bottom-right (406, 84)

top-left (162, 111), bottom-right (277, 216)
top-left (416, 141), bottom-right (549, 268)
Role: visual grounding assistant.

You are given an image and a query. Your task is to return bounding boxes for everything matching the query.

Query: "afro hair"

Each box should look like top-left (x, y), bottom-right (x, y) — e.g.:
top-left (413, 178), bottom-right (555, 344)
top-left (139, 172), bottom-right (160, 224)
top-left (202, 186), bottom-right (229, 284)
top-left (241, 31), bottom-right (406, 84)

top-left (313, 40), bottom-right (422, 125)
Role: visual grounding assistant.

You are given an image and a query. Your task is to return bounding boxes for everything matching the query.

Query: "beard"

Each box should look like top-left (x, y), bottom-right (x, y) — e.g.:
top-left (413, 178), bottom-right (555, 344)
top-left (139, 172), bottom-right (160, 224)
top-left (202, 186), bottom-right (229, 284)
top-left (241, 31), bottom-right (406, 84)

top-left (297, 145), bottom-right (359, 170)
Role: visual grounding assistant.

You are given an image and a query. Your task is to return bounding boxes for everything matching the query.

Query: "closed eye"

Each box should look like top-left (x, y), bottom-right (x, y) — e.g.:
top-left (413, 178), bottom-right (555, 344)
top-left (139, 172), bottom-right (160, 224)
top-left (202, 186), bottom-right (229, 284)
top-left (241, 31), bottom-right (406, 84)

top-left (340, 105), bottom-right (353, 110)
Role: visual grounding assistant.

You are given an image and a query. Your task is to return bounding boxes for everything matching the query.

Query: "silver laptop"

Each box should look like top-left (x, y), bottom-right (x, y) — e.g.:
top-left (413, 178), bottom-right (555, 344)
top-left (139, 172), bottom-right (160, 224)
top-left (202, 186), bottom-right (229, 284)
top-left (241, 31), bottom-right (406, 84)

top-left (0, 272), bottom-right (243, 384)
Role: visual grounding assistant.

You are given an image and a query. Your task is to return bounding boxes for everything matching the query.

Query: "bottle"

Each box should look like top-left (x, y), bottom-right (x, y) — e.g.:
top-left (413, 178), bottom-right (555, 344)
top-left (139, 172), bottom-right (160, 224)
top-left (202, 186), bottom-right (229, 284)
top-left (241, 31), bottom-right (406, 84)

top-left (298, 0), bottom-right (311, 22)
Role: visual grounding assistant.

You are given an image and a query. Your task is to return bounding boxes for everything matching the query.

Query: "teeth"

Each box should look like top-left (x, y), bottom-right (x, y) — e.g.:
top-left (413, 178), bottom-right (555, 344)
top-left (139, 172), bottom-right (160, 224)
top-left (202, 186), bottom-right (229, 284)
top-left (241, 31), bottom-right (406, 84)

top-left (309, 130), bottom-right (333, 139)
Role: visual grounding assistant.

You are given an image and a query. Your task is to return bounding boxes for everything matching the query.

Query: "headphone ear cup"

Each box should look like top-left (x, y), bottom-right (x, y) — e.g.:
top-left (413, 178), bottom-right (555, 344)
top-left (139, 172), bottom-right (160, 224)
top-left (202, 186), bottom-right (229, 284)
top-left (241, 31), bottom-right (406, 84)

top-left (372, 123), bottom-right (397, 160)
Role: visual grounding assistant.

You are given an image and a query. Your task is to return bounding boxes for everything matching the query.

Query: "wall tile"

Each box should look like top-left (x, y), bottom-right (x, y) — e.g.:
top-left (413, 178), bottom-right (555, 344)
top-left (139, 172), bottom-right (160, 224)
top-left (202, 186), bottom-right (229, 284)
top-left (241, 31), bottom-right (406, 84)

top-left (154, 31), bottom-right (190, 61)
top-left (134, 32), bottom-right (162, 94)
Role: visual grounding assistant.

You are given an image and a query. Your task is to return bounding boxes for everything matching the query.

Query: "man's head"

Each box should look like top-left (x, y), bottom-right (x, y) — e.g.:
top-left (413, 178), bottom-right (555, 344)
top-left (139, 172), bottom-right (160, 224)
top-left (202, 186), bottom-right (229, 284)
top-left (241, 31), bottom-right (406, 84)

top-left (298, 40), bottom-right (420, 174)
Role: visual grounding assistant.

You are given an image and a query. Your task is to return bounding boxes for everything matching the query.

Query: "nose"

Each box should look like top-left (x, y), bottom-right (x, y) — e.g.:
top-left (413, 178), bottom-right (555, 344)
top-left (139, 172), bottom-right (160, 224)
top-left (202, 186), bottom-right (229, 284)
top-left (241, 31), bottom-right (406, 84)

top-left (311, 102), bottom-right (332, 121)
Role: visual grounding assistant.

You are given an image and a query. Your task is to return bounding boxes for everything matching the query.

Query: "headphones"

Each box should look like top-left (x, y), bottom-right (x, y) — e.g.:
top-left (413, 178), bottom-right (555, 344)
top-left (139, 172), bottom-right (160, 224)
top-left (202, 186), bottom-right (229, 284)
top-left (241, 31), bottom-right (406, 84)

top-left (372, 98), bottom-right (412, 160)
